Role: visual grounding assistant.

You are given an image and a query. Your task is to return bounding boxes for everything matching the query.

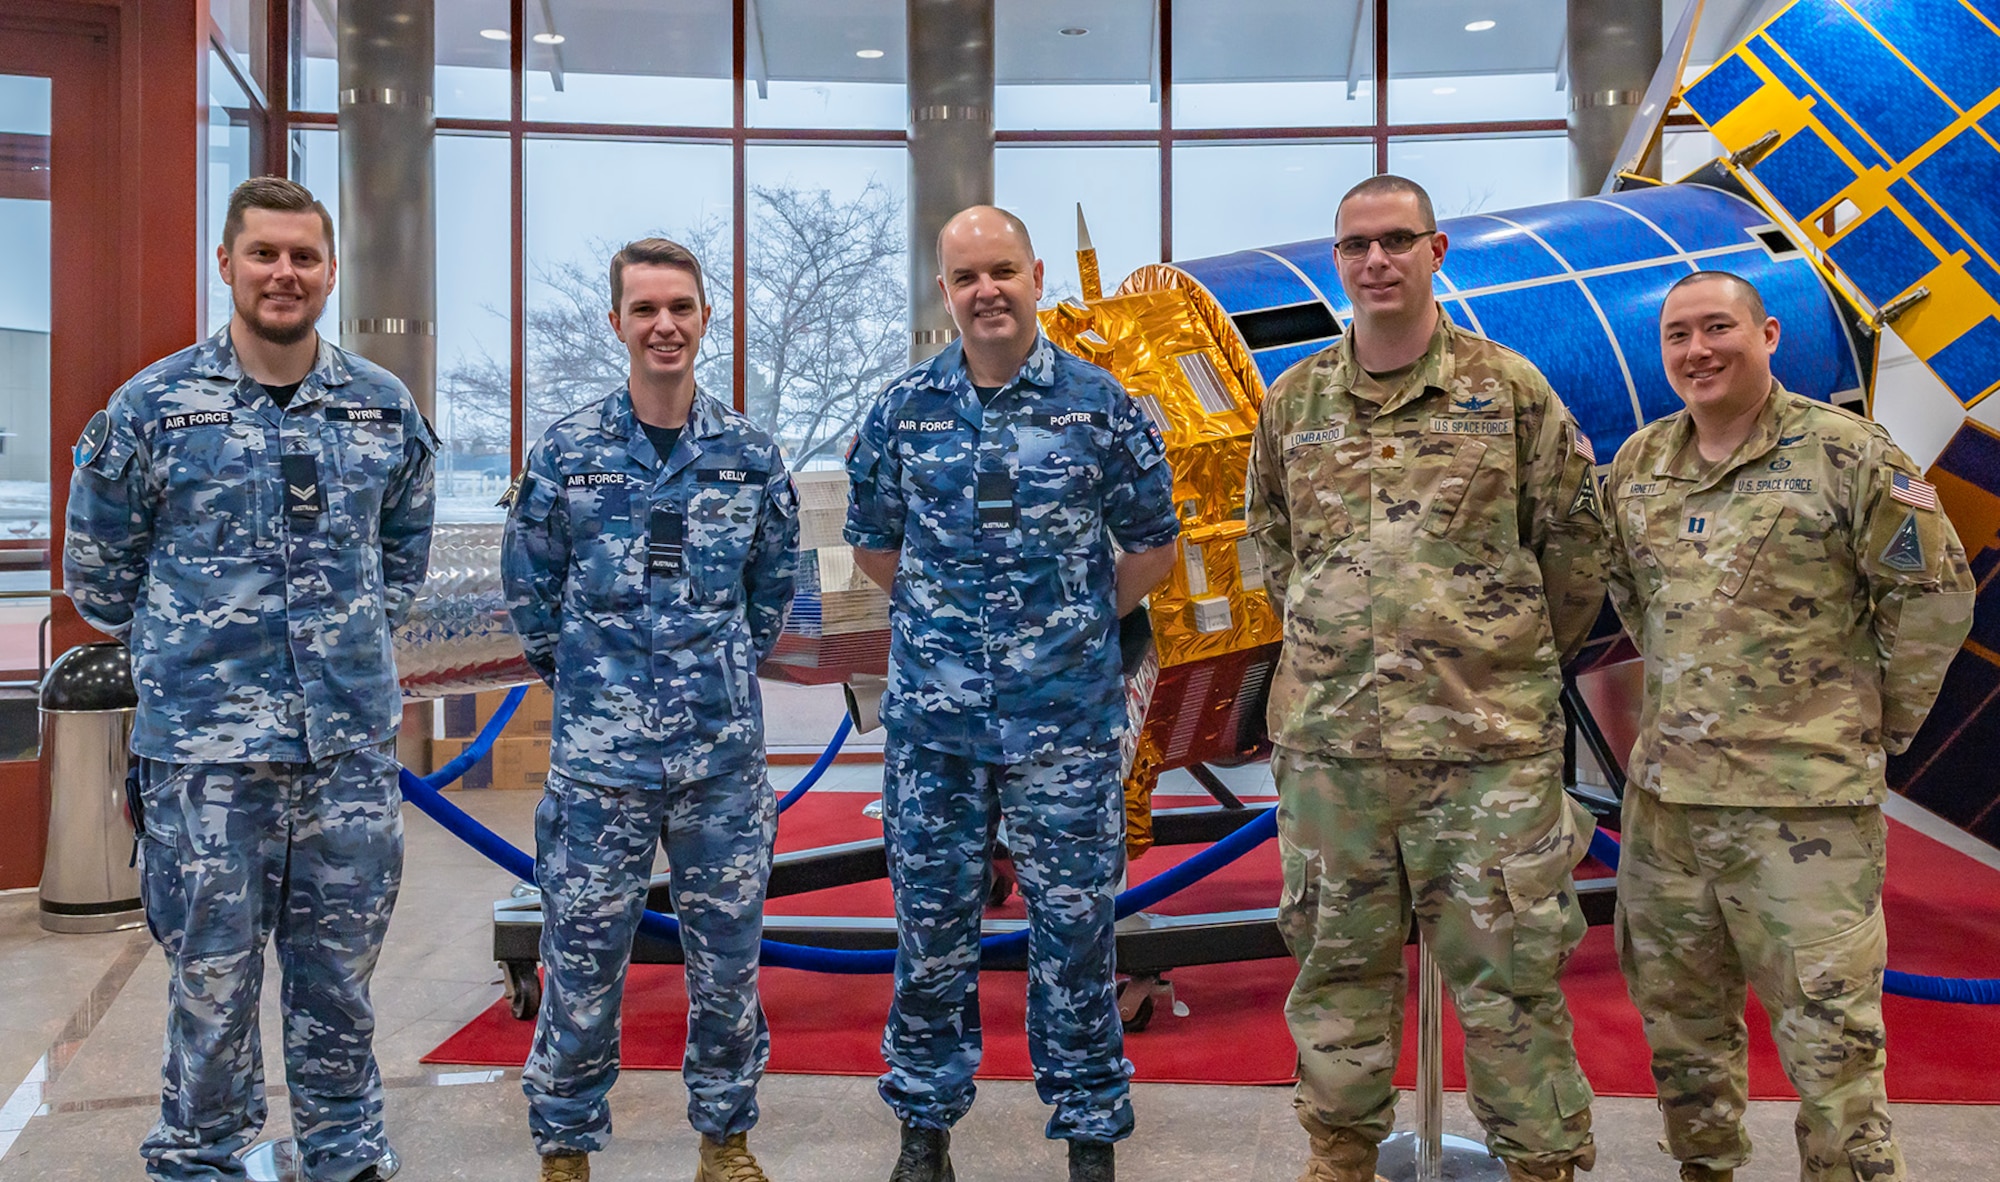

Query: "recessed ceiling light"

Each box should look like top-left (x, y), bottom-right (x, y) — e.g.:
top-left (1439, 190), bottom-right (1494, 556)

top-left (1060, 27), bottom-right (1089, 36)
top-left (532, 32), bottom-right (565, 45)
top-left (1432, 86), bottom-right (1458, 95)
top-left (478, 28), bottom-right (510, 41)
top-left (855, 48), bottom-right (884, 59)
top-left (1465, 19), bottom-right (1497, 31)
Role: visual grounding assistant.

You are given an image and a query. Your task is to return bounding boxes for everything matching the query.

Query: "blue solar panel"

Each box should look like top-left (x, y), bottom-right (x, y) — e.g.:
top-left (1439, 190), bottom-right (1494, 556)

top-left (1518, 200), bottom-right (1678, 271)
top-left (1766, 0), bottom-right (1960, 162)
top-left (1250, 341), bottom-right (1335, 387)
top-left (1466, 281), bottom-right (1640, 447)
top-left (1260, 241), bottom-right (1347, 315)
top-left (1179, 248), bottom-right (1321, 314)
top-left (1927, 315), bottom-right (2000, 405)
top-left (1909, 127), bottom-right (2000, 257)
top-left (1603, 186), bottom-right (1765, 253)
top-left (1683, 51), bottom-right (1765, 125)
top-left (1583, 263), bottom-right (1693, 424)
top-left (1752, 33), bottom-right (1886, 168)
top-left (1827, 209), bottom-right (1938, 305)
top-left (1432, 214), bottom-right (1569, 291)
top-left (1846, 0), bottom-right (2000, 111)
top-left (1753, 255), bottom-right (1863, 398)
top-left (1751, 127), bottom-right (1856, 219)
top-left (1889, 178), bottom-right (2000, 306)
top-left (1969, 0), bottom-right (2000, 34)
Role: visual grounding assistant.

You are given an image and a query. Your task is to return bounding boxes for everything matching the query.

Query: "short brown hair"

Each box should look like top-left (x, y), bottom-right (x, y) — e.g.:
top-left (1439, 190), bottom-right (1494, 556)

top-left (1336, 174), bottom-right (1437, 233)
top-left (609, 238), bottom-right (708, 312)
top-left (1666, 270), bottom-right (1768, 323)
top-left (222, 176), bottom-right (336, 253)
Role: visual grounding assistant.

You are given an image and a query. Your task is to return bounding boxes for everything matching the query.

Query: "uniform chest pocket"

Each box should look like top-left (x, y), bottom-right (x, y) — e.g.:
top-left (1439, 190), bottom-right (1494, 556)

top-left (323, 420), bottom-right (403, 542)
top-left (1418, 438), bottom-right (1490, 542)
top-left (1282, 439), bottom-right (1359, 559)
top-left (895, 427), bottom-right (979, 546)
top-left (154, 419), bottom-right (273, 556)
top-left (686, 471), bottom-right (765, 606)
top-left (1017, 423), bottom-right (1104, 555)
top-left (1714, 499), bottom-right (1785, 599)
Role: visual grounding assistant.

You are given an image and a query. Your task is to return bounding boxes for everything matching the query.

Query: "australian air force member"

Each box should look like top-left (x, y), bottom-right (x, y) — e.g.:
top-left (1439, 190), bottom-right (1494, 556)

top-left (503, 238), bottom-right (799, 1182)
top-left (1246, 175), bottom-right (1607, 1182)
top-left (64, 176), bottom-right (436, 1182)
top-left (1604, 271), bottom-right (1975, 1182)
top-left (844, 206), bottom-right (1178, 1182)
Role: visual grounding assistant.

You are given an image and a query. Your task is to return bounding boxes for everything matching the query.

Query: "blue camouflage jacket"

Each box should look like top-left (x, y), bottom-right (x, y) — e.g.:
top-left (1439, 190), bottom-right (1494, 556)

top-left (503, 386), bottom-right (799, 788)
top-left (845, 335), bottom-right (1178, 764)
top-left (64, 326), bottom-right (437, 763)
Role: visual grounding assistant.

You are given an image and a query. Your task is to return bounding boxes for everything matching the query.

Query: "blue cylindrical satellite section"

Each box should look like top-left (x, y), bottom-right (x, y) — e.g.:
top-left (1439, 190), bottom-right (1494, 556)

top-left (1169, 183), bottom-right (1863, 460)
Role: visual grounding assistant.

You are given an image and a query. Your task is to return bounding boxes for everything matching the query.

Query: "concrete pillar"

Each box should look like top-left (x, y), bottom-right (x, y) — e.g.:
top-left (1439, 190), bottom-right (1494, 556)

top-left (906, 0), bottom-right (994, 364)
top-left (1567, 0), bottom-right (1662, 197)
top-left (337, 0), bottom-right (436, 417)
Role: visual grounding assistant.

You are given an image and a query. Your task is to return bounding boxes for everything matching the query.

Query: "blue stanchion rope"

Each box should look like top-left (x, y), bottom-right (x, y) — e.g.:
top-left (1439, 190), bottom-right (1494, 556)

top-left (399, 687), bottom-right (1278, 974)
top-left (777, 714), bottom-right (851, 815)
top-left (1588, 824), bottom-right (2000, 1004)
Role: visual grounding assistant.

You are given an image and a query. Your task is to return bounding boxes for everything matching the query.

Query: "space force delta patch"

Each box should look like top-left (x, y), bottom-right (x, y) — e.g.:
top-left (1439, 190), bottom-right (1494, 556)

top-left (159, 411), bottom-right (234, 431)
top-left (326, 406), bottom-right (403, 424)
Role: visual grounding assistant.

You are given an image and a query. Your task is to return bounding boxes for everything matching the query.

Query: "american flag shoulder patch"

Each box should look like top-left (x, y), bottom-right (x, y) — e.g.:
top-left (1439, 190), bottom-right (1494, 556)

top-left (1573, 432), bottom-right (1595, 463)
top-left (1890, 471), bottom-right (1939, 511)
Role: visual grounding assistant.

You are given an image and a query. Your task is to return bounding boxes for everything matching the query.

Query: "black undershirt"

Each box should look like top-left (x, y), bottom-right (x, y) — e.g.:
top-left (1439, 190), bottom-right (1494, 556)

top-left (262, 380), bottom-right (304, 410)
top-left (640, 421), bottom-right (684, 463)
top-left (974, 384), bottom-right (1003, 407)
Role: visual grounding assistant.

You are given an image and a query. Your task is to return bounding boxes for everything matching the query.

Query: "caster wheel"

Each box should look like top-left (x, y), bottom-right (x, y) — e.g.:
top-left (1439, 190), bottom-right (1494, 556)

top-left (503, 960), bottom-right (542, 1021)
top-left (1121, 992), bottom-right (1155, 1032)
top-left (1116, 974), bottom-right (1159, 1032)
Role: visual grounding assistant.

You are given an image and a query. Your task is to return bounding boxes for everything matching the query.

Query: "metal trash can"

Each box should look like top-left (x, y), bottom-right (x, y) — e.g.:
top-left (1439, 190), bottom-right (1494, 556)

top-left (39, 642), bottom-right (143, 933)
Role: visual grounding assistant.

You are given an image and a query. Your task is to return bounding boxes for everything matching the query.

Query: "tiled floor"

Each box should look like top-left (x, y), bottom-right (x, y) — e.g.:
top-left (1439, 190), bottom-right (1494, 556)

top-left (0, 762), bottom-right (1994, 1181)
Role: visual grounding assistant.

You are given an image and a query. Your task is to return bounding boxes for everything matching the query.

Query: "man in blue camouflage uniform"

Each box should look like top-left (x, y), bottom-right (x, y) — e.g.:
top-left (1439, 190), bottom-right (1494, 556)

top-left (845, 206), bottom-right (1179, 1182)
top-left (503, 238), bottom-right (799, 1182)
top-left (63, 177), bottom-right (435, 1182)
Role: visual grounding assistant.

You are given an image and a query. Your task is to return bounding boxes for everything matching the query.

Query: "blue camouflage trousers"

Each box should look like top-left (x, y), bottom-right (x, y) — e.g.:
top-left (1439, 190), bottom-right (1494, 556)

top-left (523, 765), bottom-right (776, 1154)
top-left (135, 741), bottom-right (403, 1182)
top-left (878, 737), bottom-right (1133, 1143)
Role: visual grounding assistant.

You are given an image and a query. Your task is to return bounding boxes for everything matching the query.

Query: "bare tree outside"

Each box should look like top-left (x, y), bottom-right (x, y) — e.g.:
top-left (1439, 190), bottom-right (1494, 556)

top-left (435, 179), bottom-right (906, 512)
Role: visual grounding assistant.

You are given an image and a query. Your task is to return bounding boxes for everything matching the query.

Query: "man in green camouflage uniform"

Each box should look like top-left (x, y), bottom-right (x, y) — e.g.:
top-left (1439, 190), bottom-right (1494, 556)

top-left (1246, 175), bottom-right (1606, 1182)
top-left (1604, 271), bottom-right (1975, 1182)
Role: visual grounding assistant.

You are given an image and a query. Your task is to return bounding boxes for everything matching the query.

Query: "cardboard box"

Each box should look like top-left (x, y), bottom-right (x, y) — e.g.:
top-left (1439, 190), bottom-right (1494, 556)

top-left (430, 735), bottom-right (551, 791)
top-left (439, 683), bottom-right (553, 740)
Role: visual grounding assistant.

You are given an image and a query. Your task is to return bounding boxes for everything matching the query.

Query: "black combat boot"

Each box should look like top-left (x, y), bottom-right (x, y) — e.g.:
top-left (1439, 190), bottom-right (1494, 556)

top-left (1068, 1139), bottom-right (1115, 1182)
top-left (889, 1123), bottom-right (954, 1182)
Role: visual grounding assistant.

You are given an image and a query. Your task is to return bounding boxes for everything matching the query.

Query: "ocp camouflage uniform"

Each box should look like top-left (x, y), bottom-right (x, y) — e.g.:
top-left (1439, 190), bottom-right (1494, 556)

top-left (503, 385), bottom-right (798, 1155)
top-left (1246, 313), bottom-right (1606, 1175)
top-left (1603, 384), bottom-right (1975, 1182)
top-left (63, 326), bottom-right (436, 1182)
top-left (844, 334), bottom-right (1178, 1143)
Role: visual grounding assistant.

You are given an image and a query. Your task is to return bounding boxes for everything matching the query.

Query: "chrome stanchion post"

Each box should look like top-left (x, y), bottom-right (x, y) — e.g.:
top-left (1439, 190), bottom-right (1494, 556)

top-left (1378, 931), bottom-right (1506, 1181)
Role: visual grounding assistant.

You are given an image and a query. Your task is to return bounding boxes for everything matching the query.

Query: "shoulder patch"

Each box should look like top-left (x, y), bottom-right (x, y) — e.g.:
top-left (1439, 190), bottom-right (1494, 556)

top-left (1890, 471), bottom-right (1939, 511)
top-left (1880, 510), bottom-right (1927, 572)
top-left (74, 410), bottom-right (110, 468)
top-left (1569, 473), bottom-right (1601, 520)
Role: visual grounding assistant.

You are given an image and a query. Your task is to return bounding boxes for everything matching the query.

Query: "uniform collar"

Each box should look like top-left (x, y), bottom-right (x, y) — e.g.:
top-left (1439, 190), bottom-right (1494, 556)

top-left (915, 334), bottom-right (1060, 426)
top-left (1653, 381), bottom-right (1798, 486)
top-left (1325, 309), bottom-right (1459, 418)
top-left (605, 383), bottom-right (727, 474)
top-left (190, 325), bottom-right (352, 407)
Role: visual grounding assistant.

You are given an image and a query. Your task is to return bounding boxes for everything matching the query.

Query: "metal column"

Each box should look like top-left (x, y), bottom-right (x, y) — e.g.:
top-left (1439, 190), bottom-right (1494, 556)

top-left (1567, 0), bottom-right (1663, 196)
top-left (905, 0), bottom-right (994, 364)
top-left (337, 0), bottom-right (437, 418)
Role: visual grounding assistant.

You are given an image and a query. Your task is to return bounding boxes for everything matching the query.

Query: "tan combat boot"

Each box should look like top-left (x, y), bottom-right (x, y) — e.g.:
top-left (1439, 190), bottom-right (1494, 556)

top-left (1297, 1127), bottom-right (1388, 1182)
top-left (1679, 1166), bottom-right (1733, 1182)
top-left (1503, 1144), bottom-right (1595, 1182)
top-left (540, 1152), bottom-right (589, 1182)
top-left (695, 1131), bottom-right (771, 1182)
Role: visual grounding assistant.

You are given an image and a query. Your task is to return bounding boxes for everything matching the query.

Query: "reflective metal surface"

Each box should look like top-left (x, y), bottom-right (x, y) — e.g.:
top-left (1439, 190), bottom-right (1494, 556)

top-left (394, 522), bottom-right (533, 698)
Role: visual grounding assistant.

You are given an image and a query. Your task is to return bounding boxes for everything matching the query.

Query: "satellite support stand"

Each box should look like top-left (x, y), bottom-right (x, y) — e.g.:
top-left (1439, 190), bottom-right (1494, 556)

top-left (1376, 932), bottom-right (1507, 1181)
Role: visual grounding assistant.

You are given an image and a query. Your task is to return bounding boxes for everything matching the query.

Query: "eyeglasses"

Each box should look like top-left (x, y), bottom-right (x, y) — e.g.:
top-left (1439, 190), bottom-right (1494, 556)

top-left (1333, 229), bottom-right (1437, 260)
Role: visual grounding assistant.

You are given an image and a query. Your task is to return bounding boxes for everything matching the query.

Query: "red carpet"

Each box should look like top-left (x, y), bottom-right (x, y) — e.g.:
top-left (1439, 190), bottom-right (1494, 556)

top-left (425, 794), bottom-right (2000, 1103)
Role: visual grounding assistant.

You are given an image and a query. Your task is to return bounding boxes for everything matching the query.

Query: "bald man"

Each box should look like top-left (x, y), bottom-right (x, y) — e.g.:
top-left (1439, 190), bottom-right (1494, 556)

top-left (844, 206), bottom-right (1179, 1182)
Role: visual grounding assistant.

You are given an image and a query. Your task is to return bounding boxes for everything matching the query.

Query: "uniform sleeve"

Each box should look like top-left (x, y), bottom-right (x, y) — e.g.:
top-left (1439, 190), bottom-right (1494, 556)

top-left (843, 395), bottom-right (904, 552)
top-left (379, 404), bottom-right (438, 629)
top-left (501, 446), bottom-right (570, 688)
top-left (1518, 377), bottom-right (1610, 661)
top-left (62, 396), bottom-right (154, 641)
top-left (1600, 445), bottom-right (1643, 642)
top-left (1101, 388), bottom-right (1179, 552)
top-left (744, 460), bottom-right (800, 663)
top-left (1853, 440), bottom-right (1976, 754)
top-left (1244, 385), bottom-right (1294, 615)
